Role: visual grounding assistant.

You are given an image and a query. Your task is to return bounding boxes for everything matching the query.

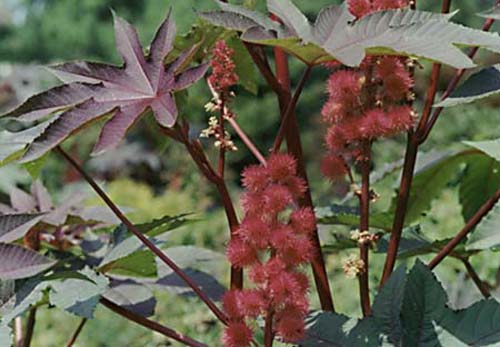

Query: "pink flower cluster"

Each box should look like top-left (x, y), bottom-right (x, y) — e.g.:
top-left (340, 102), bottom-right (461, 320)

top-left (223, 153), bottom-right (315, 346)
top-left (320, 0), bottom-right (415, 181)
top-left (208, 40), bottom-right (239, 93)
top-left (348, 0), bottom-right (410, 18)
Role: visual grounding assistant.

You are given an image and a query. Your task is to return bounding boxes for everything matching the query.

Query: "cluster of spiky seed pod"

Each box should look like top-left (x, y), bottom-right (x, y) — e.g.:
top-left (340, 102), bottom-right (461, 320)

top-left (320, 0), bottom-right (415, 181)
top-left (222, 153), bottom-right (316, 346)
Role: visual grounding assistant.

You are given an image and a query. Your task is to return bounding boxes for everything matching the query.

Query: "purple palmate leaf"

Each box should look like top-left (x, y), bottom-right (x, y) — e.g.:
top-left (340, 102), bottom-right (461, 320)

top-left (0, 243), bottom-right (56, 280)
top-left (1, 8), bottom-right (208, 160)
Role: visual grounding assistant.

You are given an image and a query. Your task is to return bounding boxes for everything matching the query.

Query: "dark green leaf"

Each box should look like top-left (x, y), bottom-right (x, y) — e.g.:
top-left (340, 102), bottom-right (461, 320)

top-left (459, 154), bottom-right (500, 221)
top-left (391, 150), bottom-right (477, 225)
top-left (436, 65), bottom-right (500, 107)
top-left (401, 260), bottom-right (447, 346)
top-left (316, 204), bottom-right (393, 231)
top-left (301, 311), bottom-right (351, 346)
top-left (104, 279), bottom-right (156, 317)
top-left (227, 37), bottom-right (258, 94)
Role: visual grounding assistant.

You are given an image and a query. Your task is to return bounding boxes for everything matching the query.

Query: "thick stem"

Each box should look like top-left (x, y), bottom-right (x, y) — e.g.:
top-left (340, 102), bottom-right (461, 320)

top-left (100, 298), bottom-right (208, 347)
top-left (380, 0), bottom-right (453, 285)
top-left (273, 46), bottom-right (335, 311)
top-left (264, 309), bottom-right (274, 347)
top-left (66, 319), bottom-right (87, 347)
top-left (380, 134), bottom-right (419, 284)
top-left (271, 65), bottom-right (312, 154)
top-left (428, 189), bottom-right (500, 269)
top-left (460, 258), bottom-right (491, 299)
top-left (56, 147), bottom-right (228, 324)
top-left (358, 144), bottom-right (372, 316)
top-left (21, 308), bottom-right (36, 347)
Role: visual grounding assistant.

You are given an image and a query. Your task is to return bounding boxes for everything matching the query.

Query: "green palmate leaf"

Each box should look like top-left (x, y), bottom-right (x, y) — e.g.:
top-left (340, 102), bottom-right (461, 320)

top-left (464, 138), bottom-right (500, 162)
top-left (390, 150), bottom-right (478, 225)
top-left (226, 37), bottom-right (258, 94)
top-left (99, 250), bottom-right (157, 279)
top-left (316, 204), bottom-right (393, 231)
top-left (459, 154), bottom-right (500, 222)
top-left (152, 268), bottom-right (226, 301)
top-left (440, 299), bottom-right (500, 345)
top-left (0, 278), bottom-right (50, 324)
top-left (137, 213), bottom-right (194, 237)
top-left (466, 201), bottom-right (500, 251)
top-left (0, 243), bottom-right (56, 280)
top-left (301, 311), bottom-right (352, 346)
top-left (49, 268), bottom-right (109, 319)
top-left (401, 260), bottom-right (448, 346)
top-left (304, 262), bottom-right (500, 346)
top-left (0, 325), bottom-right (12, 347)
top-left (0, 121), bottom-right (51, 167)
top-left (104, 279), bottom-right (156, 317)
top-left (200, 1), bottom-right (500, 67)
top-left (436, 65), bottom-right (500, 107)
top-left (376, 226), bottom-right (474, 259)
top-left (22, 152), bottom-right (49, 179)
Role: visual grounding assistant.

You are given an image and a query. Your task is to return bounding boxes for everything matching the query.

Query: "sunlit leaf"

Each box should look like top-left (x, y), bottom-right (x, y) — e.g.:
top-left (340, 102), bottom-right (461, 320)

top-left (1, 10), bottom-right (208, 161)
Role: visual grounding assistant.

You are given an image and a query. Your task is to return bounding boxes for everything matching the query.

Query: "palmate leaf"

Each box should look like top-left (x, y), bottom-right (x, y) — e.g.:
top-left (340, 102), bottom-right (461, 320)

top-left (0, 213), bottom-right (44, 243)
top-left (436, 64), bottom-right (500, 107)
top-left (0, 243), bottom-right (56, 280)
top-left (459, 155), bottom-right (500, 222)
top-left (0, 325), bottom-right (12, 347)
top-left (304, 262), bottom-right (500, 346)
top-left (1, 9), bottom-right (208, 162)
top-left (103, 279), bottom-right (156, 317)
top-left (200, 1), bottom-right (500, 67)
top-left (388, 150), bottom-right (479, 225)
top-left (466, 201), bottom-right (500, 251)
top-left (316, 204), bottom-right (393, 231)
top-left (49, 268), bottom-right (109, 319)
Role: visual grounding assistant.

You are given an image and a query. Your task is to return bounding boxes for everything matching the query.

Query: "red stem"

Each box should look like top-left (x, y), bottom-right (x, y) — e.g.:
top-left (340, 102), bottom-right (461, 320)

top-left (100, 298), bottom-right (209, 347)
top-left (225, 116), bottom-right (267, 165)
top-left (56, 147), bottom-right (228, 324)
top-left (21, 308), bottom-right (36, 347)
top-left (66, 319), bottom-right (87, 347)
top-left (264, 308), bottom-right (274, 347)
top-left (271, 65), bottom-right (313, 153)
top-left (380, 0), bottom-right (454, 285)
top-left (460, 258), bottom-right (491, 299)
top-left (272, 45), bottom-right (335, 311)
top-left (358, 144), bottom-right (372, 317)
top-left (428, 189), bottom-right (500, 269)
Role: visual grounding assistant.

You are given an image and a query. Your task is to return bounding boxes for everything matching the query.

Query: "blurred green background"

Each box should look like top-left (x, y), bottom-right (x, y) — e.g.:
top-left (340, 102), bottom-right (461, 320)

top-left (1, 0), bottom-right (500, 346)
